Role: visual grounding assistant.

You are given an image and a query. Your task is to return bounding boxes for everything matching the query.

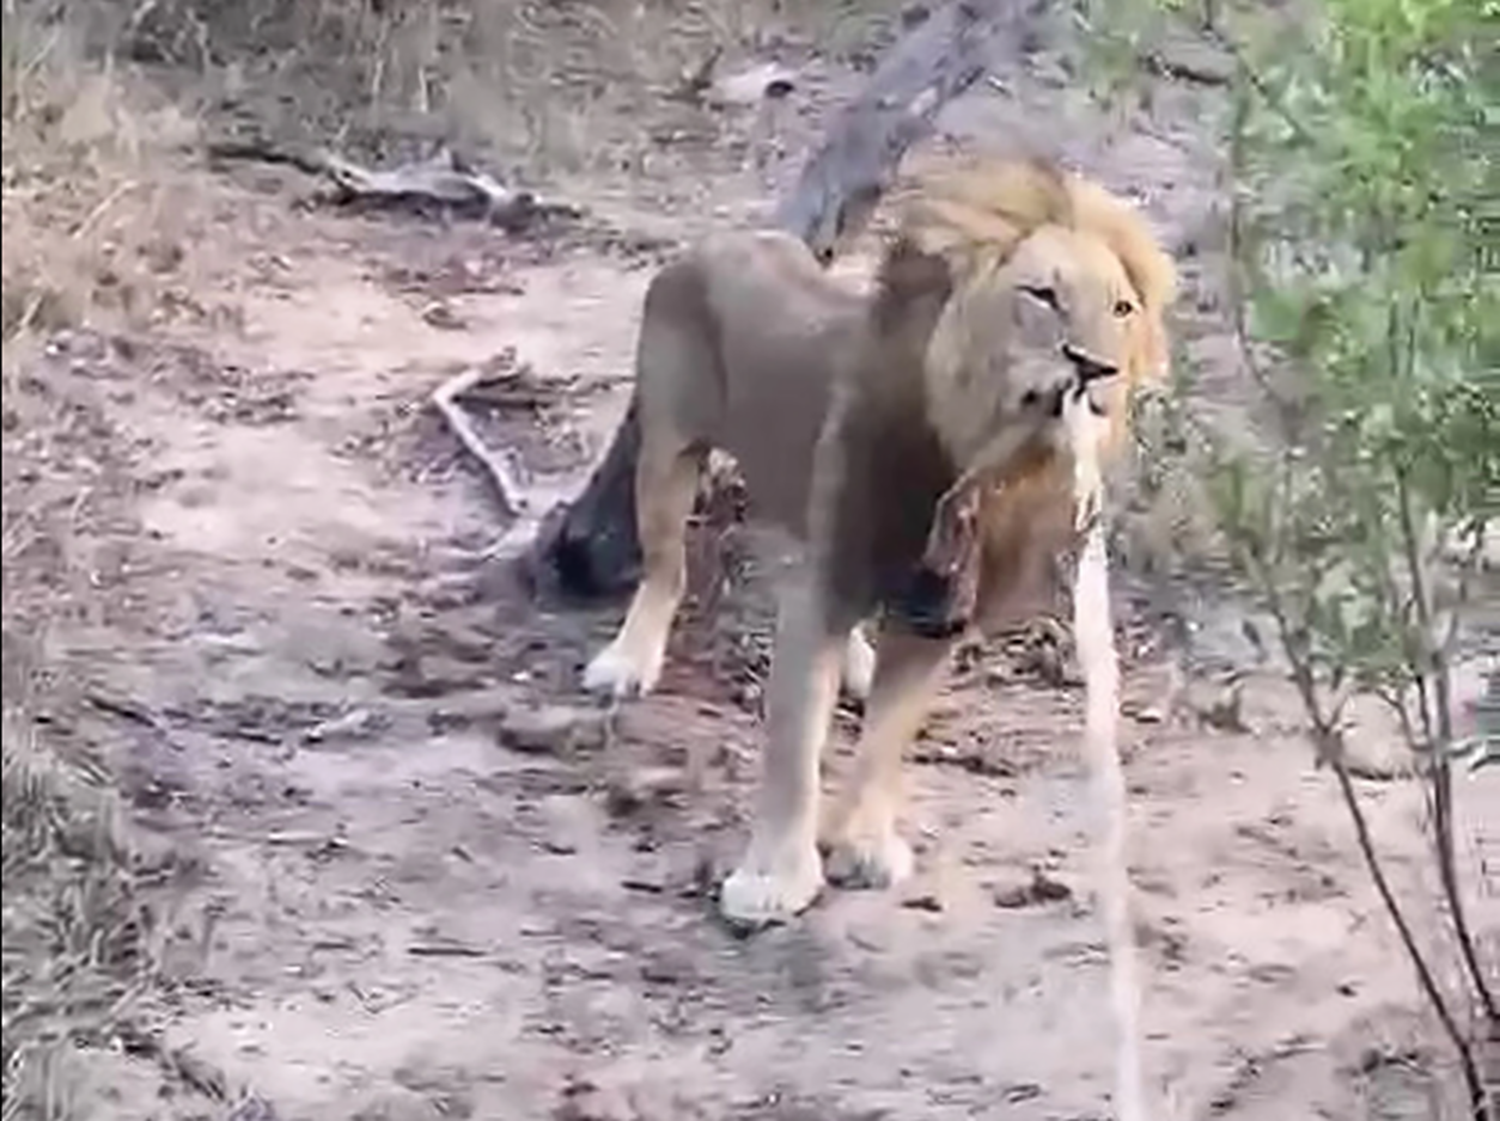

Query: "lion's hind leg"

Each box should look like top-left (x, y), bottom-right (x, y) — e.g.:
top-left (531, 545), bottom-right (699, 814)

top-left (583, 436), bottom-right (704, 698)
top-left (822, 624), bottom-right (954, 889)
top-left (841, 623), bottom-right (877, 701)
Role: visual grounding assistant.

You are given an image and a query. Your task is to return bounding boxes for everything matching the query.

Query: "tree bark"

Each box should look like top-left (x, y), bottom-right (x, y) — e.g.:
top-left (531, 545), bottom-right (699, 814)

top-left (522, 0), bottom-right (1046, 600)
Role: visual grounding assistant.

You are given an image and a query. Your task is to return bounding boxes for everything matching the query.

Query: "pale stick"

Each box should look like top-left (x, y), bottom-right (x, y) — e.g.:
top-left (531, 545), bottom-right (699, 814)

top-left (432, 366), bottom-right (530, 518)
top-left (1066, 394), bottom-right (1150, 1121)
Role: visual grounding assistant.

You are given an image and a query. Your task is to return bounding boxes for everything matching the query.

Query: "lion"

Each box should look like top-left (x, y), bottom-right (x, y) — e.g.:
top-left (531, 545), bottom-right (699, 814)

top-left (580, 156), bottom-right (1176, 927)
top-left (579, 225), bottom-right (883, 702)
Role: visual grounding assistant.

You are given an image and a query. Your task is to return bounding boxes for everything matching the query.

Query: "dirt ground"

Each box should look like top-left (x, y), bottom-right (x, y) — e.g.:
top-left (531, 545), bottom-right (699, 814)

top-left (5, 14), bottom-right (1492, 1121)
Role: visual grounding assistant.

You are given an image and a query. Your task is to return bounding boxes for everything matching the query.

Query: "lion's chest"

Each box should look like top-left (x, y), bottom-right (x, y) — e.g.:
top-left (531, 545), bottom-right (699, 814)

top-left (973, 464), bottom-right (1078, 625)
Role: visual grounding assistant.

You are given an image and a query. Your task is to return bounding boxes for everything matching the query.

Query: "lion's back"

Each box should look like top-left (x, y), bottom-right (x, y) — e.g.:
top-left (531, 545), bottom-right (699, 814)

top-left (670, 229), bottom-right (866, 536)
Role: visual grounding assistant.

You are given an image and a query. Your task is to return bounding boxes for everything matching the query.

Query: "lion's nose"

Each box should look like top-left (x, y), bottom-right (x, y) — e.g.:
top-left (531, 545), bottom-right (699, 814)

top-left (1061, 344), bottom-right (1119, 386)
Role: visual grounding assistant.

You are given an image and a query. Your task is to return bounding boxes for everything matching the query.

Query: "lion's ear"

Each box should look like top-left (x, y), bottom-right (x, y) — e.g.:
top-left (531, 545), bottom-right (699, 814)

top-left (1127, 247), bottom-right (1176, 383)
top-left (875, 234), bottom-right (954, 324)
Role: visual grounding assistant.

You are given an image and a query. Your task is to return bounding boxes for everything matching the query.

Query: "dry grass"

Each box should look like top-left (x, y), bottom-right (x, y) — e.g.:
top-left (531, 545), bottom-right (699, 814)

top-left (88, 0), bottom-right (905, 176)
top-left (2, 7), bottom-right (201, 356)
top-left (0, 3), bottom-right (904, 1114)
top-left (1, 459), bottom-right (157, 1121)
top-left (1, 8), bottom-right (184, 1116)
top-left (0, 710), bottom-right (152, 1121)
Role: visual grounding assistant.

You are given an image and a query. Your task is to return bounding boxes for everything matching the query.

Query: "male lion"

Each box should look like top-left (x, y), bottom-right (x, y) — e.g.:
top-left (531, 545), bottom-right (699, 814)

top-left (582, 157), bottom-right (1176, 927)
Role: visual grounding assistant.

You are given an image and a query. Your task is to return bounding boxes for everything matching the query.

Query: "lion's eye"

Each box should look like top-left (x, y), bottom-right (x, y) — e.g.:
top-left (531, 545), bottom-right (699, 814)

top-left (1113, 299), bottom-right (1135, 318)
top-left (1020, 285), bottom-right (1060, 310)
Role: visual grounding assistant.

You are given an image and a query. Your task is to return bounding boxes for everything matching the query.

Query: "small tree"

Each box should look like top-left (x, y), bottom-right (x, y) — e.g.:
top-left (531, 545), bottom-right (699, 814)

top-left (1178, 0), bottom-right (1496, 1109)
top-left (1081, 0), bottom-right (1496, 1108)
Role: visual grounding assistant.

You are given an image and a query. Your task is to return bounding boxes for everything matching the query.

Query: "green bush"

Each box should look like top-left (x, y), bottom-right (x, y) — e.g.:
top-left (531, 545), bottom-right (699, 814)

top-left (1122, 0), bottom-right (1497, 1107)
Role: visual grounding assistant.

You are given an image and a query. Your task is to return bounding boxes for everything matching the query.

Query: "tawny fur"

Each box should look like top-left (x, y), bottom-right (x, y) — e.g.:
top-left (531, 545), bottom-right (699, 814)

top-left (577, 156), bottom-right (1176, 930)
top-left (580, 228), bottom-right (879, 701)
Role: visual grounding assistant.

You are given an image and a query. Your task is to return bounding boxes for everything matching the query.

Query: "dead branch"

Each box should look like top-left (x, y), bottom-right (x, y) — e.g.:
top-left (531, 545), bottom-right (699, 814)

top-left (664, 46), bottom-right (724, 104)
top-left (432, 367), bottom-right (530, 519)
top-left (776, 0), bottom-right (1047, 262)
top-left (208, 136), bottom-right (587, 518)
top-left (207, 140), bottom-right (581, 230)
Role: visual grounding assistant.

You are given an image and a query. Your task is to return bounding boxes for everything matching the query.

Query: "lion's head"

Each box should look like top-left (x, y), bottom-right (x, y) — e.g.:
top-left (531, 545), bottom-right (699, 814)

top-left (878, 157), bottom-right (1177, 473)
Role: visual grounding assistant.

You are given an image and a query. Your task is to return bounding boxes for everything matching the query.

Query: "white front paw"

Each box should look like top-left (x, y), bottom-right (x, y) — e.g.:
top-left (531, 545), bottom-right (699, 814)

top-left (840, 629), bottom-right (876, 701)
top-left (718, 841), bottom-right (824, 929)
top-left (822, 821), bottom-right (914, 890)
top-left (582, 637), bottom-right (663, 698)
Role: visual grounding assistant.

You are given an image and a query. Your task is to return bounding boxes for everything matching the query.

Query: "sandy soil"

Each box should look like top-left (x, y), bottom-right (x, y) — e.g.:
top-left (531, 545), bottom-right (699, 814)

top-left (10, 24), bottom-right (1489, 1121)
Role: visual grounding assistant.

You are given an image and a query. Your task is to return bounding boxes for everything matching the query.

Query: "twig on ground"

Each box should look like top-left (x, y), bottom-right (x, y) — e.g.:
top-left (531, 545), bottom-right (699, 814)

top-left (664, 46), bottom-right (723, 104)
top-left (70, 180), bottom-right (138, 239)
top-left (432, 367), bottom-right (529, 519)
top-left (407, 941), bottom-right (487, 958)
top-left (115, 1020), bottom-right (230, 1104)
top-left (84, 689), bottom-right (170, 735)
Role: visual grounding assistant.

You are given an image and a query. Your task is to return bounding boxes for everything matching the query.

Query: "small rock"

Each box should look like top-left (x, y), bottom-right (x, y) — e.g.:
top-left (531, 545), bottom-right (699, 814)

top-left (1195, 679), bottom-right (1249, 733)
top-left (226, 1096), bottom-right (282, 1121)
top-left (1002, 1083), bottom-right (1043, 1104)
top-left (992, 867), bottom-right (1073, 909)
top-left (901, 892), bottom-right (944, 913)
top-left (302, 708), bottom-right (386, 745)
top-left (389, 654), bottom-right (490, 699)
top-left (497, 704), bottom-right (609, 757)
top-left (712, 62), bottom-right (798, 107)
top-left (554, 1077), bottom-right (635, 1121)
top-left (422, 300), bottom-right (467, 330)
top-left (640, 949), bottom-right (693, 985)
top-left (1127, 702), bottom-right (1166, 725)
top-left (603, 766), bottom-right (685, 817)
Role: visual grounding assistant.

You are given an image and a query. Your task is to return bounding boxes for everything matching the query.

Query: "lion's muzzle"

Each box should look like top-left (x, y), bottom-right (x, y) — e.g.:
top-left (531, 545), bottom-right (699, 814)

top-left (1062, 344), bottom-right (1119, 418)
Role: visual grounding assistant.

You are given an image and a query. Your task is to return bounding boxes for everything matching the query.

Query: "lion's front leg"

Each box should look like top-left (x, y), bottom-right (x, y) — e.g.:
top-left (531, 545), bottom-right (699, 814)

top-left (822, 624), bottom-right (954, 889)
top-left (719, 576), bottom-right (850, 928)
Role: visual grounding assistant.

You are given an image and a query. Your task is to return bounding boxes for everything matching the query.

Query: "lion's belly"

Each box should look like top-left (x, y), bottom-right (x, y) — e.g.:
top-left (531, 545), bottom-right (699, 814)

top-left (712, 324), bottom-right (852, 541)
top-left (684, 231), bottom-right (864, 539)
top-left (719, 362), bottom-right (834, 538)
top-left (975, 470), bottom-right (1075, 629)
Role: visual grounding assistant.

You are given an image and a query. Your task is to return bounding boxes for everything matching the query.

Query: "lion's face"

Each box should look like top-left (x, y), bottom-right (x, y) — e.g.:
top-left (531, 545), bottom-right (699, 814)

top-left (922, 223), bottom-right (1152, 472)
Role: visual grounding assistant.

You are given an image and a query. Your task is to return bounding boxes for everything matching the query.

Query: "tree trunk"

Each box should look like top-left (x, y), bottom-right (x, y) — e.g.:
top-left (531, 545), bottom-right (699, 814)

top-left (522, 0), bottom-right (1045, 600)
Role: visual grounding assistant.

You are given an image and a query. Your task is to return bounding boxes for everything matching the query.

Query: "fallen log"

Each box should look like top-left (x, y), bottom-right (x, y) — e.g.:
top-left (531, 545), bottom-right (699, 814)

top-left (523, 0), bottom-right (1048, 599)
top-left (206, 141), bottom-right (581, 230)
